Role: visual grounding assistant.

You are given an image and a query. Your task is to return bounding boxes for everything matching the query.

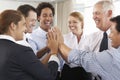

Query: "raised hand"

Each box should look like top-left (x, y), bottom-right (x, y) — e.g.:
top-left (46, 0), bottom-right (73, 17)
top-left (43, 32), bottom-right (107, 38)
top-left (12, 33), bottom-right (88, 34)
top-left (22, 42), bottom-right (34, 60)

top-left (47, 30), bottom-right (58, 55)
top-left (51, 27), bottom-right (64, 45)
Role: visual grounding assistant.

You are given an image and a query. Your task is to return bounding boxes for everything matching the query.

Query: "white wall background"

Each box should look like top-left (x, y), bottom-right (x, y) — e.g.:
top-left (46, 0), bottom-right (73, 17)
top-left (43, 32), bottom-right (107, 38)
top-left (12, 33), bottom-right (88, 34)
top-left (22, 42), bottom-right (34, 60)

top-left (0, 1), bottom-right (38, 12)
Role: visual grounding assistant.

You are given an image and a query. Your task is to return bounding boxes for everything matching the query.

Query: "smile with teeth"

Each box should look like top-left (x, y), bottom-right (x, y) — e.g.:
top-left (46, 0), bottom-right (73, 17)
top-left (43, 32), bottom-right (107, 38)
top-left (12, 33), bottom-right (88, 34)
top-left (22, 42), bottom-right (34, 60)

top-left (95, 20), bottom-right (99, 24)
top-left (45, 22), bottom-right (51, 26)
top-left (70, 26), bottom-right (75, 29)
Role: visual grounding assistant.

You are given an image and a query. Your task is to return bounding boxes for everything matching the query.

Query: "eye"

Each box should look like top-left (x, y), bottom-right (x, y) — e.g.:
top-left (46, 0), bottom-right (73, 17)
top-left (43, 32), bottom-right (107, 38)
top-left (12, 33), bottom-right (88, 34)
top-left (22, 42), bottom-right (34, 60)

top-left (50, 14), bottom-right (53, 17)
top-left (43, 14), bottom-right (47, 17)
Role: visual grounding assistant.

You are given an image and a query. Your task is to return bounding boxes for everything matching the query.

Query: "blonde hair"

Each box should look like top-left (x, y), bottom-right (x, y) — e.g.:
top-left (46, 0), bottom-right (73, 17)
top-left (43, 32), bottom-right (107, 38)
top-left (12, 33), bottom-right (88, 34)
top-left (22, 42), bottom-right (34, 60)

top-left (69, 12), bottom-right (84, 28)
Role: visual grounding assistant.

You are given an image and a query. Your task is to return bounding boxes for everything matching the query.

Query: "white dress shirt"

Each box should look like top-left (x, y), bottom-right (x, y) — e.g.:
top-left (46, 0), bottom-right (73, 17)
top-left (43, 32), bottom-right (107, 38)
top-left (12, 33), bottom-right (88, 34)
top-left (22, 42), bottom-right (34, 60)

top-left (83, 30), bottom-right (113, 52)
top-left (16, 33), bottom-right (31, 47)
top-left (0, 35), bottom-right (16, 42)
top-left (62, 32), bottom-right (86, 68)
top-left (64, 32), bottom-right (86, 50)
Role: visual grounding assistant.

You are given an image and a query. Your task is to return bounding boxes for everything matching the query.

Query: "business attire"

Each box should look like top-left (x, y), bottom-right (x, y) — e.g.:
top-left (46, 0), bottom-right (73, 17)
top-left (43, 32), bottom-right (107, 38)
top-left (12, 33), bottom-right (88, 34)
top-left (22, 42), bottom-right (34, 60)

top-left (63, 32), bottom-right (86, 68)
top-left (60, 32), bottom-right (91, 80)
top-left (28, 27), bottom-right (61, 80)
top-left (67, 47), bottom-right (120, 80)
top-left (28, 27), bottom-right (47, 54)
top-left (83, 30), bottom-right (114, 80)
top-left (83, 30), bottom-right (112, 52)
top-left (16, 33), bottom-right (31, 47)
top-left (0, 35), bottom-right (59, 80)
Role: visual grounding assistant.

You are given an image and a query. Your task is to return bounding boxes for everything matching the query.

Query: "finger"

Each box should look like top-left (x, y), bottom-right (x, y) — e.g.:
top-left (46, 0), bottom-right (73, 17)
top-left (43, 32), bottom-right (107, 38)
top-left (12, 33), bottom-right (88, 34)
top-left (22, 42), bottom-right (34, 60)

top-left (47, 31), bottom-right (52, 40)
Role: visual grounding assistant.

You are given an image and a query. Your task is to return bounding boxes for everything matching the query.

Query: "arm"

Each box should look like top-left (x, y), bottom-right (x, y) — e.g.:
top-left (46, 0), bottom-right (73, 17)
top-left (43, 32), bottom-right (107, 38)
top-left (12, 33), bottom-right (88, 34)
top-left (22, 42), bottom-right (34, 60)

top-left (41, 29), bottom-right (60, 64)
top-left (51, 27), bottom-right (72, 62)
top-left (41, 53), bottom-right (51, 65)
top-left (18, 47), bottom-right (56, 80)
top-left (59, 43), bottom-right (71, 63)
top-left (37, 46), bottom-right (50, 59)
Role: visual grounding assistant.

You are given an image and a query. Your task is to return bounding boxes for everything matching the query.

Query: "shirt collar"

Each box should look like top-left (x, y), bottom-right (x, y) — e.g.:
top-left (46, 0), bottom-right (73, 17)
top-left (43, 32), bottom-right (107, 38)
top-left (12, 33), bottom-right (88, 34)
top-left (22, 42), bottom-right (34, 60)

top-left (39, 27), bottom-right (47, 34)
top-left (70, 32), bottom-right (84, 39)
top-left (38, 27), bottom-right (48, 38)
top-left (0, 35), bottom-right (16, 42)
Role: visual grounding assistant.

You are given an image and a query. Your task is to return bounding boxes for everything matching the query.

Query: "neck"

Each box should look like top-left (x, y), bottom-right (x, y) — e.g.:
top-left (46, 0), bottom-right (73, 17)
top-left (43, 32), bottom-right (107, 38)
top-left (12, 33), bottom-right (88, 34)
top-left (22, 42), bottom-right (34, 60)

top-left (76, 34), bottom-right (82, 43)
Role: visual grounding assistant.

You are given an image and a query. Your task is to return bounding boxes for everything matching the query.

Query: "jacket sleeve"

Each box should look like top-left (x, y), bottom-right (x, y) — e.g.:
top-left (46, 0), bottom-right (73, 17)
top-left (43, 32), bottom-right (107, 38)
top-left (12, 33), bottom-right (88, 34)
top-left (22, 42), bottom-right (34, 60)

top-left (17, 46), bottom-right (58, 80)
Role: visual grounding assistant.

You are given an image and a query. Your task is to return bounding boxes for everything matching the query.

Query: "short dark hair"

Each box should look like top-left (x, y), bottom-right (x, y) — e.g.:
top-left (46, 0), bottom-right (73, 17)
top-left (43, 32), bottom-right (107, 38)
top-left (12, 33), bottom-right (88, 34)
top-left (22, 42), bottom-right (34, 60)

top-left (0, 10), bottom-right (23, 34)
top-left (110, 15), bottom-right (120, 32)
top-left (17, 4), bottom-right (36, 18)
top-left (36, 2), bottom-right (55, 17)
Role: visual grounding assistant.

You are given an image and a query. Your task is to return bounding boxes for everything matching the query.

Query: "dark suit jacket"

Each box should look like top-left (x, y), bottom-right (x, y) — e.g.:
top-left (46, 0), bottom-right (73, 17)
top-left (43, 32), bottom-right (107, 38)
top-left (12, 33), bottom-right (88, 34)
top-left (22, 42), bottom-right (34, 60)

top-left (0, 39), bottom-right (58, 80)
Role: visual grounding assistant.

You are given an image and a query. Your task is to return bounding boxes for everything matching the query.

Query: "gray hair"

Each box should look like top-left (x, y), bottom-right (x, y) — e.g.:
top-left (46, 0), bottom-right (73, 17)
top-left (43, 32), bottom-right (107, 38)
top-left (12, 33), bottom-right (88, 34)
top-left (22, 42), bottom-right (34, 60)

top-left (95, 1), bottom-right (114, 13)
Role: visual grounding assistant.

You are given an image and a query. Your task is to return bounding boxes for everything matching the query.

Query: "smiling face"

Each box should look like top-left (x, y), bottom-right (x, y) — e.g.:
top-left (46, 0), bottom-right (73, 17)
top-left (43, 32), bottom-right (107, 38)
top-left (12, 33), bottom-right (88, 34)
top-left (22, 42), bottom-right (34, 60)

top-left (109, 22), bottom-right (120, 48)
top-left (25, 10), bottom-right (37, 33)
top-left (93, 3), bottom-right (112, 31)
top-left (68, 16), bottom-right (83, 36)
top-left (38, 7), bottom-right (53, 32)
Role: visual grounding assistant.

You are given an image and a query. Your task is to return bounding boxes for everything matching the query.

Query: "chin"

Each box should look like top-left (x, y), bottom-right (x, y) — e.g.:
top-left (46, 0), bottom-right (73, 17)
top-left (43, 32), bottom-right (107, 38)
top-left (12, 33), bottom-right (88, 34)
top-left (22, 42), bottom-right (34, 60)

top-left (112, 44), bottom-right (118, 48)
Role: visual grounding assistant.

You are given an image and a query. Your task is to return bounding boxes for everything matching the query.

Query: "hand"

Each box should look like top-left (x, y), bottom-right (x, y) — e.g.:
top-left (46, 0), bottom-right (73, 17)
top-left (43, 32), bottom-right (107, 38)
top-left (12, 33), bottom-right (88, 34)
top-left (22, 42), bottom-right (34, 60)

top-left (47, 30), bottom-right (58, 55)
top-left (51, 27), bottom-right (64, 45)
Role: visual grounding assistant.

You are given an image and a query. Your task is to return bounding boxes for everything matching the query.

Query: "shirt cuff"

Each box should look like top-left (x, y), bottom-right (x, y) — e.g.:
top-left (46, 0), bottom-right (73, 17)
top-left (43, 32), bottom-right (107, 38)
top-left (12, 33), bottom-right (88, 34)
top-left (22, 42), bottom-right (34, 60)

top-left (48, 54), bottom-right (60, 66)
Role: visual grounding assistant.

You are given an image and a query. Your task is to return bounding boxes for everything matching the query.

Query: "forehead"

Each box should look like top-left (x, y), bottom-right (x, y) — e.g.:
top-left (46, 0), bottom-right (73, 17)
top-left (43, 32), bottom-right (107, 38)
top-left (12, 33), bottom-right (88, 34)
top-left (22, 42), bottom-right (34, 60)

top-left (28, 10), bottom-right (36, 15)
top-left (41, 8), bottom-right (52, 14)
top-left (93, 4), bottom-right (103, 12)
top-left (68, 16), bottom-right (79, 21)
top-left (27, 11), bottom-right (37, 18)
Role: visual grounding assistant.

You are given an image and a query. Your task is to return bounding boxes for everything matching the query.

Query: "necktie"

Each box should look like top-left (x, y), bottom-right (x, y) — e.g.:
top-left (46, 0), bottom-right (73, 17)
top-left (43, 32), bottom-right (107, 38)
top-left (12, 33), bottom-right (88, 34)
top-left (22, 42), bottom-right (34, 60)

top-left (99, 32), bottom-right (108, 52)
top-left (26, 38), bottom-right (28, 42)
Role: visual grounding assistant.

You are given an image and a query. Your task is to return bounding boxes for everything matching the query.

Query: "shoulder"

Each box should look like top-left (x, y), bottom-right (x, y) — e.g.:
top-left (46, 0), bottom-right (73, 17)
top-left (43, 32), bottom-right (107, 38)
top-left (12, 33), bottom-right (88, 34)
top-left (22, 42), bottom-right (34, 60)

top-left (86, 31), bottom-right (103, 40)
top-left (31, 27), bottom-right (39, 34)
top-left (14, 43), bottom-right (33, 53)
top-left (63, 32), bottom-right (73, 39)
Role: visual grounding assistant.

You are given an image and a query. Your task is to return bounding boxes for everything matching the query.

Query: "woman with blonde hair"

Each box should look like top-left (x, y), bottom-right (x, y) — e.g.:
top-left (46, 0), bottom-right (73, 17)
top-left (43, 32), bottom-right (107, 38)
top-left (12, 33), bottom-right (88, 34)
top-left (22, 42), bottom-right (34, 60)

top-left (60, 11), bottom-right (91, 80)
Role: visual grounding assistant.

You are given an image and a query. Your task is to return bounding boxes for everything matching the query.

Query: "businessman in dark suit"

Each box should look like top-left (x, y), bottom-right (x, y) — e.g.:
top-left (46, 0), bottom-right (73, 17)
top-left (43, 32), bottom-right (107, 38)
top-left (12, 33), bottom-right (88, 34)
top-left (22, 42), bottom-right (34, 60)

top-left (0, 10), bottom-right (59, 80)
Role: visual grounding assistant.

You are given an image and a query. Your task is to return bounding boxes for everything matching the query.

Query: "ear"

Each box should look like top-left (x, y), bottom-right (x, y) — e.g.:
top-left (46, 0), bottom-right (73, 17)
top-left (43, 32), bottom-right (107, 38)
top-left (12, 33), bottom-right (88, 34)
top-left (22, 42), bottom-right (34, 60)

top-left (37, 16), bottom-right (40, 22)
top-left (9, 22), bottom-right (16, 31)
top-left (108, 10), bottom-right (112, 17)
top-left (81, 22), bottom-right (84, 29)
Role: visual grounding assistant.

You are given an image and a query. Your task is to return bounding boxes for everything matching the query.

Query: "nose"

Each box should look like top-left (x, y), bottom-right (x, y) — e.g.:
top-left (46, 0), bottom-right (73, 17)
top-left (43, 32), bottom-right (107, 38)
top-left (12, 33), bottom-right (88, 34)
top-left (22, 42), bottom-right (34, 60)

top-left (32, 20), bottom-right (36, 26)
top-left (46, 16), bottom-right (51, 20)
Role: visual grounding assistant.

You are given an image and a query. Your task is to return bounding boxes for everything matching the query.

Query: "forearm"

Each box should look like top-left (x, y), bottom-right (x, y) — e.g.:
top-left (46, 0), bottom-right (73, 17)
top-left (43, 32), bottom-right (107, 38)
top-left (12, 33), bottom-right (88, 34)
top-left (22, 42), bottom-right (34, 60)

top-left (41, 53), bottom-right (51, 65)
top-left (41, 52), bottom-right (59, 65)
top-left (37, 46), bottom-right (50, 59)
top-left (59, 43), bottom-right (71, 63)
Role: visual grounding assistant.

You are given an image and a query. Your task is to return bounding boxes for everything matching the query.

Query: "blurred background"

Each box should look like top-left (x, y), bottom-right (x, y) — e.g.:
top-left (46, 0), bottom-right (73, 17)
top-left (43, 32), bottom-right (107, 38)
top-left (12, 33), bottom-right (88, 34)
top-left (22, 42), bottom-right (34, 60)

top-left (0, 0), bottom-right (120, 35)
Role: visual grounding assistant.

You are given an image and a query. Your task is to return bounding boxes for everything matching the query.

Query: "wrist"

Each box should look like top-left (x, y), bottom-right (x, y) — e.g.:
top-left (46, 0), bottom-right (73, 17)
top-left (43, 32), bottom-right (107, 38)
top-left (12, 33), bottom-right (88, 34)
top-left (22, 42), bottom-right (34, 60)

top-left (50, 51), bottom-right (57, 55)
top-left (59, 43), bottom-right (64, 50)
top-left (48, 54), bottom-right (60, 66)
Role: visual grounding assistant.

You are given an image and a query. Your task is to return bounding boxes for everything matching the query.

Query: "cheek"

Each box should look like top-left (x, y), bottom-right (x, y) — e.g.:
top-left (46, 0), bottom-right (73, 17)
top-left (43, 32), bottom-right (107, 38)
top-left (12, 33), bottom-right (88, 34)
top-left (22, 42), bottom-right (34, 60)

top-left (50, 18), bottom-right (53, 22)
top-left (111, 35), bottom-right (117, 44)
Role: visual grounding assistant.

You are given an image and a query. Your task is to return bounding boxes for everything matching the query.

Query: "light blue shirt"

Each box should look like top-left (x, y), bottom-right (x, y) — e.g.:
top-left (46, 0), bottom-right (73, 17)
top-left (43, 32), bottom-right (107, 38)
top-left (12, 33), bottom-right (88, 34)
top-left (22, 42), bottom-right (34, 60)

top-left (28, 27), bottom-right (47, 54)
top-left (68, 47), bottom-right (120, 80)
